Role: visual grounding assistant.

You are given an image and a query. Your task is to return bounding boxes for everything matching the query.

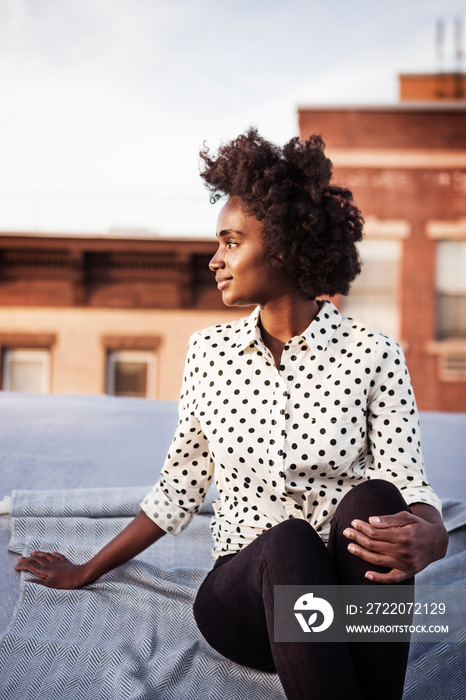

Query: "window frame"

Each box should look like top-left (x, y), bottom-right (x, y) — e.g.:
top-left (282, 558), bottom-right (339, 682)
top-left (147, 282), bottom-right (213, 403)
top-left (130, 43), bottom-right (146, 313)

top-left (105, 349), bottom-right (157, 399)
top-left (435, 239), bottom-right (466, 340)
top-left (2, 347), bottom-right (51, 394)
top-left (340, 237), bottom-right (402, 339)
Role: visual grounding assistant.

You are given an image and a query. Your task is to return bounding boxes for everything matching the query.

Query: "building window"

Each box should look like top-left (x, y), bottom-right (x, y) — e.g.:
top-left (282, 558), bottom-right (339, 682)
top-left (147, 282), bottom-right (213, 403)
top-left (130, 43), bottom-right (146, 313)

top-left (2, 348), bottom-right (50, 394)
top-left (106, 350), bottom-right (156, 398)
top-left (436, 241), bottom-right (466, 339)
top-left (441, 353), bottom-right (466, 380)
top-left (341, 240), bottom-right (401, 339)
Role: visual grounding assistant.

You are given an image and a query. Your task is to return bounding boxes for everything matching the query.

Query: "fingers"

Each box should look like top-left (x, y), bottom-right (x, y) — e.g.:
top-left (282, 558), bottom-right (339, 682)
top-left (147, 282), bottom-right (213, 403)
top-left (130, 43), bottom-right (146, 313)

top-left (343, 531), bottom-right (412, 582)
top-left (30, 551), bottom-right (67, 561)
top-left (367, 510), bottom-right (416, 528)
top-left (14, 551), bottom-right (69, 579)
top-left (17, 551), bottom-right (68, 565)
top-left (343, 526), bottom-right (410, 559)
top-left (347, 511), bottom-right (418, 542)
top-left (30, 552), bottom-right (59, 564)
top-left (342, 509), bottom-right (428, 580)
top-left (343, 512), bottom-right (418, 562)
top-left (344, 525), bottom-right (391, 550)
top-left (346, 539), bottom-right (405, 572)
top-left (50, 552), bottom-right (68, 561)
top-left (365, 568), bottom-right (411, 584)
top-left (14, 551), bottom-right (85, 590)
top-left (15, 558), bottom-right (50, 579)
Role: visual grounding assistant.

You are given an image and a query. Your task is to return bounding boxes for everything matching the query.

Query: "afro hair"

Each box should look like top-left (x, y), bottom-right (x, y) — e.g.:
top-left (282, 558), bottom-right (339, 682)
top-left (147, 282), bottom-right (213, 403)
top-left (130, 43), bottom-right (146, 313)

top-left (199, 128), bottom-right (363, 299)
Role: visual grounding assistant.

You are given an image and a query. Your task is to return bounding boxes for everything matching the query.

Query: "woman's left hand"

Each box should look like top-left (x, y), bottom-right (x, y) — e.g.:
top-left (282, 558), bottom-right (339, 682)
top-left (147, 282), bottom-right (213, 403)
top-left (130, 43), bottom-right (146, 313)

top-left (343, 503), bottom-right (449, 583)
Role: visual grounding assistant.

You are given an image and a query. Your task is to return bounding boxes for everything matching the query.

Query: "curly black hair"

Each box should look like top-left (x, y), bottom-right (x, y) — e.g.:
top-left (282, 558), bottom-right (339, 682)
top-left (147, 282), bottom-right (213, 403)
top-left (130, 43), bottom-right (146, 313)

top-left (199, 128), bottom-right (363, 299)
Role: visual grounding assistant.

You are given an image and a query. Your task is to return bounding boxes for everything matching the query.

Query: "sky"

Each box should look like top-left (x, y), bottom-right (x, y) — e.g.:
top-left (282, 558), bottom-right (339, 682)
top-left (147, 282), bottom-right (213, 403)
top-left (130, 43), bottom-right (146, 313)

top-left (0, 0), bottom-right (464, 234)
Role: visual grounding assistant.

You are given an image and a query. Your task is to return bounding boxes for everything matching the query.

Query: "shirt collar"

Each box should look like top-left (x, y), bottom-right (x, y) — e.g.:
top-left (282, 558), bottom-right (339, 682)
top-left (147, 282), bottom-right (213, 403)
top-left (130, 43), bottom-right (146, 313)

top-left (233, 306), bottom-right (261, 352)
top-left (233, 300), bottom-right (342, 355)
top-left (300, 300), bottom-right (342, 353)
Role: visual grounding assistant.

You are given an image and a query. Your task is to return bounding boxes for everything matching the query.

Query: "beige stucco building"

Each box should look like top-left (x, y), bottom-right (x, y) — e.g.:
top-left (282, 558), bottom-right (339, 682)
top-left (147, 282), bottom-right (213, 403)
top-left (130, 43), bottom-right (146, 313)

top-left (0, 233), bottom-right (246, 400)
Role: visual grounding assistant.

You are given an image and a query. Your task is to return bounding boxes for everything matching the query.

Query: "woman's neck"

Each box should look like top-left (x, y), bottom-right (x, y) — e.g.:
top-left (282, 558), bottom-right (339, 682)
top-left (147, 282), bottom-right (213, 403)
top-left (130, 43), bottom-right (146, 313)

top-left (258, 297), bottom-right (319, 368)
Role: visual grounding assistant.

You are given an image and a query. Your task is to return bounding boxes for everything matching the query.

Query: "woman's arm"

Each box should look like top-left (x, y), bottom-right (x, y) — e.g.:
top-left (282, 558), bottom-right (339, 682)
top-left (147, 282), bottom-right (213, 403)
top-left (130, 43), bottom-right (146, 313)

top-left (350, 336), bottom-right (448, 582)
top-left (14, 509), bottom-right (166, 589)
top-left (343, 502), bottom-right (448, 583)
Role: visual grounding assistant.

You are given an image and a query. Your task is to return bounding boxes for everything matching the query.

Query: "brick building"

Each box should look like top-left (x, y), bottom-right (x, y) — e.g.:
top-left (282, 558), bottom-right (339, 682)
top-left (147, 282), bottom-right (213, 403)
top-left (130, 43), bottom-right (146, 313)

top-left (1, 74), bottom-right (465, 409)
top-left (298, 74), bottom-right (466, 411)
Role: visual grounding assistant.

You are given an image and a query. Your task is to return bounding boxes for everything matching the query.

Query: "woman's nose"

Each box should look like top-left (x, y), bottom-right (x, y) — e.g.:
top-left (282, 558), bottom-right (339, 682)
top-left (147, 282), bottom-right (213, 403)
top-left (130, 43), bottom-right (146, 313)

top-left (209, 248), bottom-right (224, 271)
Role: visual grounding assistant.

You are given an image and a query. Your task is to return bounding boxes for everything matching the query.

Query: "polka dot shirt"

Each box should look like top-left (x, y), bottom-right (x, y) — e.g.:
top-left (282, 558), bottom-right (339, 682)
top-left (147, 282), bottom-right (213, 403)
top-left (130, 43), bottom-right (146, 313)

top-left (141, 300), bottom-right (441, 558)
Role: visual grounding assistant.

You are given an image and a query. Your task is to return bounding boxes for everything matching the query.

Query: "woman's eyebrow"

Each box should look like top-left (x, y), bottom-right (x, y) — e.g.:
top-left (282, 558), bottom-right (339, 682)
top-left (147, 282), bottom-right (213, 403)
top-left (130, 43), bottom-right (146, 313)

top-left (216, 229), bottom-right (245, 239)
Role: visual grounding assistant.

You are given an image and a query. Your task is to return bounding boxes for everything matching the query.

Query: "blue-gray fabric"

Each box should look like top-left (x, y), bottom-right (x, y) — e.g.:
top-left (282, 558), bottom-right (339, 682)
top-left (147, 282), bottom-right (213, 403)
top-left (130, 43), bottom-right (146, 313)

top-left (403, 499), bottom-right (466, 700)
top-left (1, 486), bottom-right (284, 700)
top-left (1, 488), bottom-right (465, 700)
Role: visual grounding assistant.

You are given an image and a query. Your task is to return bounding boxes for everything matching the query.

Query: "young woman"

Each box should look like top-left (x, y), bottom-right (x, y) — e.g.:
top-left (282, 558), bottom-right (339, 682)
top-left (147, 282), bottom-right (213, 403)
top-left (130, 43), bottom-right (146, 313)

top-left (15, 129), bottom-right (448, 700)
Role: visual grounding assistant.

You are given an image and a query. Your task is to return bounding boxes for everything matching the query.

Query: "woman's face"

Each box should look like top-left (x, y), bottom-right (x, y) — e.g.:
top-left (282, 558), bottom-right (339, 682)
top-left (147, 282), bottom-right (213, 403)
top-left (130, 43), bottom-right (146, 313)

top-left (209, 196), bottom-right (292, 307)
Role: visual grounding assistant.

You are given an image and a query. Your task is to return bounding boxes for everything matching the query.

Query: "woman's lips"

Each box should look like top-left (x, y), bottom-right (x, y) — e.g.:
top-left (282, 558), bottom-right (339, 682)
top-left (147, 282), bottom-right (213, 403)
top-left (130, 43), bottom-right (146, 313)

top-left (216, 278), bottom-right (232, 290)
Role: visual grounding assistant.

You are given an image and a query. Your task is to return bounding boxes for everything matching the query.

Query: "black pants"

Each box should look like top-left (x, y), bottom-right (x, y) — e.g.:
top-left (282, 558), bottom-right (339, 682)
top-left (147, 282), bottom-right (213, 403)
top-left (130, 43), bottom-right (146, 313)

top-left (193, 479), bottom-right (414, 700)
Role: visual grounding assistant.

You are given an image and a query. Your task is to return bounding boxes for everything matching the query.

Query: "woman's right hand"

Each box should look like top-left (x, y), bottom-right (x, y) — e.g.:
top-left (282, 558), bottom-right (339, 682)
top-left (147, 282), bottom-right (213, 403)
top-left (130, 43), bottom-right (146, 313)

top-left (14, 551), bottom-right (92, 589)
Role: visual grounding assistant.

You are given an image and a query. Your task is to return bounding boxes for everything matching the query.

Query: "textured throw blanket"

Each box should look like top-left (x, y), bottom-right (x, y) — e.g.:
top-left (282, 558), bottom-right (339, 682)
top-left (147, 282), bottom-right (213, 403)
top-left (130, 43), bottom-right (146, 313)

top-left (1, 489), bottom-right (465, 700)
top-left (402, 499), bottom-right (466, 700)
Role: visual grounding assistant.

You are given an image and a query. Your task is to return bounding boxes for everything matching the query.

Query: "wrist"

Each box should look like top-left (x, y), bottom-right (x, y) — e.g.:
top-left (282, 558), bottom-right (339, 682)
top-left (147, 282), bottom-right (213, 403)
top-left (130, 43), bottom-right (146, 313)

top-left (410, 503), bottom-right (449, 560)
top-left (433, 522), bottom-right (449, 560)
top-left (79, 560), bottom-right (101, 586)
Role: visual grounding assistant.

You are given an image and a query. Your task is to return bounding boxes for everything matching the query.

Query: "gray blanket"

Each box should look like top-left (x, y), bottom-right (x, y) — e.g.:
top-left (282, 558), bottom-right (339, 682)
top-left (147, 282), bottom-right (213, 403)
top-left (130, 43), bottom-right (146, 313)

top-left (1, 488), bottom-right (465, 700)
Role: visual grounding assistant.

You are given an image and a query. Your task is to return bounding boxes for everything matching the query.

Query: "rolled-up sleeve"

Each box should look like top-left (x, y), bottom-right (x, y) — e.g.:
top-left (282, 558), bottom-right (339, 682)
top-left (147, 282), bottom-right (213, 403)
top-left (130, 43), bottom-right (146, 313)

top-left (366, 336), bottom-right (442, 514)
top-left (140, 336), bottom-right (214, 534)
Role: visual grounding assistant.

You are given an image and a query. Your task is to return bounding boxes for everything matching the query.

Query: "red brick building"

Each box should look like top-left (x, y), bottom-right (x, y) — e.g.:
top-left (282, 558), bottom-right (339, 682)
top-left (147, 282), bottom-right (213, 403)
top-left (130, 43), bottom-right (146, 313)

top-left (299, 74), bottom-right (466, 411)
top-left (1, 75), bottom-right (465, 410)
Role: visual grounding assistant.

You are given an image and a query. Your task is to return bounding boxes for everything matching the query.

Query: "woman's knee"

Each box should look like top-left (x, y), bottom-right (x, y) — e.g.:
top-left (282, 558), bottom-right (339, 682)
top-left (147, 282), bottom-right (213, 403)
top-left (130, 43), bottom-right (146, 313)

top-left (351, 478), bottom-right (408, 508)
top-left (260, 517), bottom-right (320, 554)
top-left (256, 518), bottom-right (334, 584)
top-left (332, 479), bottom-right (410, 530)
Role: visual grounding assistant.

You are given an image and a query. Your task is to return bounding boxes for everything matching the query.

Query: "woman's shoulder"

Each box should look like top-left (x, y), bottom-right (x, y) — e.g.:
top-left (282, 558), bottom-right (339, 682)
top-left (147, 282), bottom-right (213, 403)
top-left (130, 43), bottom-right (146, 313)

top-left (188, 311), bottom-right (257, 351)
top-left (337, 311), bottom-right (406, 364)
